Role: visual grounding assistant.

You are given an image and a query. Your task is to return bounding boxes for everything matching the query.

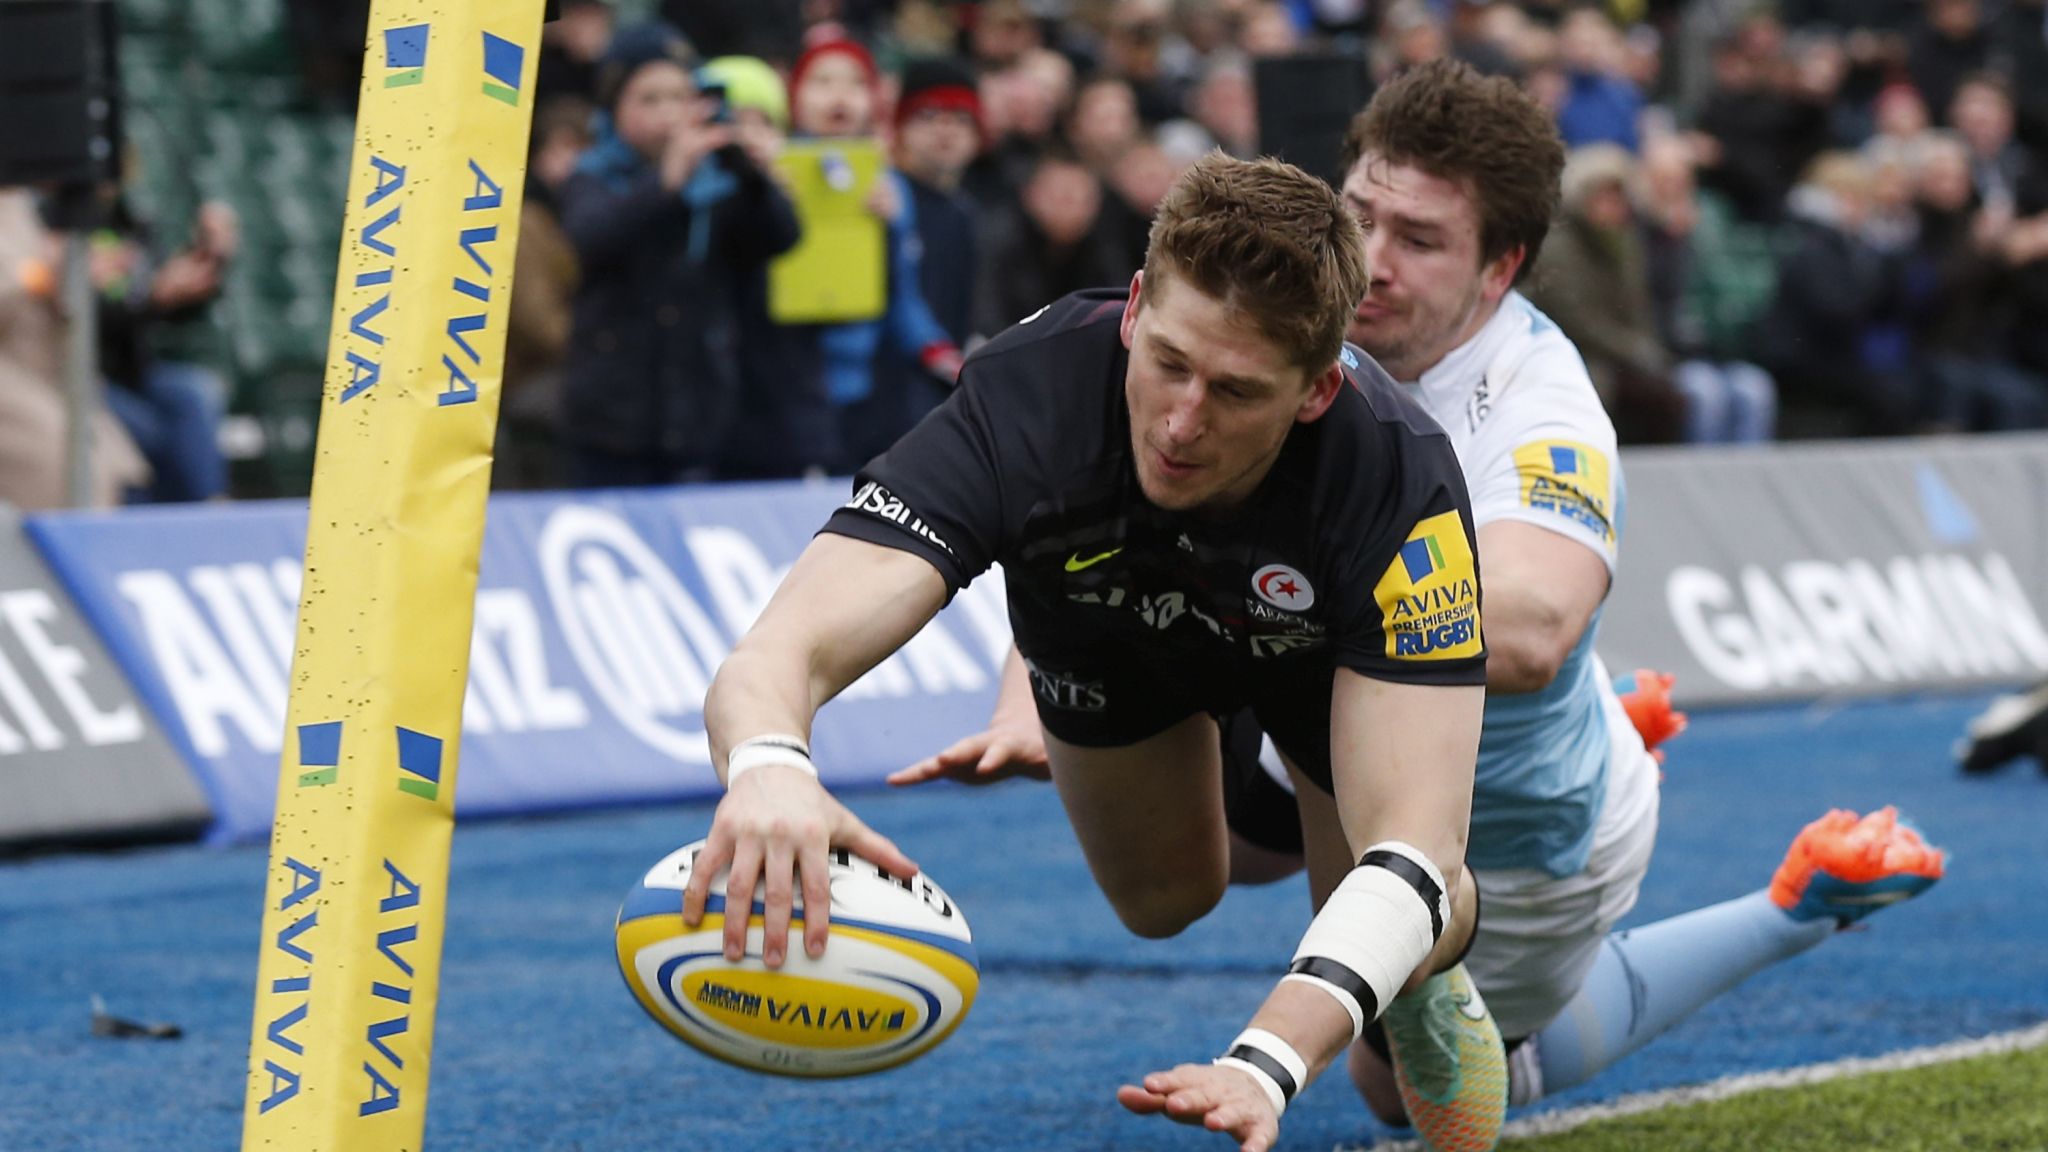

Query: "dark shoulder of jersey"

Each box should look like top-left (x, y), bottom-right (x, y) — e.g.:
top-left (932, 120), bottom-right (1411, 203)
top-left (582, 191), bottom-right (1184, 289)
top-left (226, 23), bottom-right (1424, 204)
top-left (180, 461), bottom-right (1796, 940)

top-left (1281, 345), bottom-right (1488, 686)
top-left (820, 289), bottom-right (1132, 594)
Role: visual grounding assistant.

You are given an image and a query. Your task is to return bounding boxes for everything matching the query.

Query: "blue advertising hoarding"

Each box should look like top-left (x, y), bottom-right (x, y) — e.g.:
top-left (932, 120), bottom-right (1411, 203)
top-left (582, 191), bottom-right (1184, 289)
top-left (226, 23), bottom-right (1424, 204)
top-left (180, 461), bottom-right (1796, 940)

top-left (29, 484), bottom-right (1013, 844)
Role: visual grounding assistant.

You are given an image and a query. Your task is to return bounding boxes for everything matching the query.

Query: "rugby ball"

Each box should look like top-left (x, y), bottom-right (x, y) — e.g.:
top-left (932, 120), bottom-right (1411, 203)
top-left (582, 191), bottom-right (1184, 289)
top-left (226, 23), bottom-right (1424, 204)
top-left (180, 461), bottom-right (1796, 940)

top-left (615, 840), bottom-right (979, 1077)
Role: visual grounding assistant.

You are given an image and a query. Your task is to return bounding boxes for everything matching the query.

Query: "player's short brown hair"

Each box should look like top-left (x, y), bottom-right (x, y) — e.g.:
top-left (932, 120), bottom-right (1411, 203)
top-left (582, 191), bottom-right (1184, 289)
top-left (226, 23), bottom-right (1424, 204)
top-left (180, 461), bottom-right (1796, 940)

top-left (1341, 59), bottom-right (1565, 283)
top-left (1142, 152), bottom-right (1368, 374)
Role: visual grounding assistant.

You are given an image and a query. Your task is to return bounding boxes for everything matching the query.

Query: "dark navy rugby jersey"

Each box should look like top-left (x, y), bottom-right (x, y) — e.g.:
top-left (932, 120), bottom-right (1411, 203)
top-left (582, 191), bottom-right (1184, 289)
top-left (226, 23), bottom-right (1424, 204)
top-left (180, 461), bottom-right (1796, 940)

top-left (822, 289), bottom-right (1488, 688)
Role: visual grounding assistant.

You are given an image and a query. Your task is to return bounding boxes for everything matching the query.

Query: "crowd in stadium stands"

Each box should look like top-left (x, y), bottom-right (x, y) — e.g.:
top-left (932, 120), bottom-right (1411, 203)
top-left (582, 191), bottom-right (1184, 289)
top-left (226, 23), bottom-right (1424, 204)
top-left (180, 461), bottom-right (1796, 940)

top-left (6, 0), bottom-right (2048, 505)
top-left (0, 185), bottom-right (239, 508)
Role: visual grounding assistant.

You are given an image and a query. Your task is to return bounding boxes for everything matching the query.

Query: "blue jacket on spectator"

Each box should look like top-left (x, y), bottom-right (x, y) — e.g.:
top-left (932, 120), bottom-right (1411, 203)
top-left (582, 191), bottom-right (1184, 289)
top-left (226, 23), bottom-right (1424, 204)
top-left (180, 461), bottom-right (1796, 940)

top-left (557, 115), bottom-right (800, 481)
top-left (812, 168), bottom-right (958, 409)
top-left (1558, 71), bottom-right (1643, 153)
top-left (853, 172), bottom-right (979, 470)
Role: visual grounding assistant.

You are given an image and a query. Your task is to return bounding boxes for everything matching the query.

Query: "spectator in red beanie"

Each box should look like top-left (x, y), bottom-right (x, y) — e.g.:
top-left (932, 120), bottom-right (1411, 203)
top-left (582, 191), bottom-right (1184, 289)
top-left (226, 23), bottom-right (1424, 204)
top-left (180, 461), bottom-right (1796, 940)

top-left (879, 57), bottom-right (987, 441)
top-left (783, 34), bottom-right (968, 471)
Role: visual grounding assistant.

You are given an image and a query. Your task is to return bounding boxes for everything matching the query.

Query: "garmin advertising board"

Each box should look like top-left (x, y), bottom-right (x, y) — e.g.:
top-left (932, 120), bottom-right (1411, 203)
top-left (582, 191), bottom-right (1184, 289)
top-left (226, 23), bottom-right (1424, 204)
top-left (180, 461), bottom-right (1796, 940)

top-left (26, 434), bottom-right (2047, 845)
top-left (1598, 434), bottom-right (2048, 707)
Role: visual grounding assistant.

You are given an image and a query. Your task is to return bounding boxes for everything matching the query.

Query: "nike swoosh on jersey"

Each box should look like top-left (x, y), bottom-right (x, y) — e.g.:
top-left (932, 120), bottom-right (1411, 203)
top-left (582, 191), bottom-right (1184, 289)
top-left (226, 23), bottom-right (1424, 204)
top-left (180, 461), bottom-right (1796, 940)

top-left (1064, 548), bottom-right (1123, 572)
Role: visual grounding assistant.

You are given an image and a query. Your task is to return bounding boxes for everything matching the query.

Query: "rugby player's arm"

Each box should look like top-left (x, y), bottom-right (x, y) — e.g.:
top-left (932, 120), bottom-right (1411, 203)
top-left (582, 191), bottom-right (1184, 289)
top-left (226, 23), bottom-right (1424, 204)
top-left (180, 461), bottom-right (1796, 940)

top-left (705, 532), bottom-right (949, 768)
top-left (1326, 670), bottom-right (1480, 921)
top-left (1475, 519), bottom-right (1610, 695)
top-left (1227, 673), bottom-right (1484, 1084)
top-left (689, 533), bottom-right (948, 966)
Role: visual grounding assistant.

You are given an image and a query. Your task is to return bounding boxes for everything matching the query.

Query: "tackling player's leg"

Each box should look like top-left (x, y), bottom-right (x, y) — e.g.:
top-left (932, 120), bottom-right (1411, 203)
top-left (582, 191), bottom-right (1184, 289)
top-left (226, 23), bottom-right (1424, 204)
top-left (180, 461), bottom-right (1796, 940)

top-left (1527, 805), bottom-right (1945, 1098)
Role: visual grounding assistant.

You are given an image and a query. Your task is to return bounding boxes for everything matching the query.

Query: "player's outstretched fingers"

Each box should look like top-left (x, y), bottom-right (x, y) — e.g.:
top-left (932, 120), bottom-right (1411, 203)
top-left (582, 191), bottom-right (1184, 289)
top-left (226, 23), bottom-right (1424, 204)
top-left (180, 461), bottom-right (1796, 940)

top-left (681, 835), bottom-right (730, 928)
top-left (839, 814), bottom-right (918, 880)
top-left (976, 744), bottom-right (1005, 773)
top-left (888, 733), bottom-right (988, 787)
top-left (1122, 1065), bottom-right (1213, 1126)
top-left (1166, 1084), bottom-right (1216, 1121)
top-left (722, 838), bottom-right (763, 963)
top-left (976, 738), bottom-right (1024, 779)
top-left (1128, 1063), bottom-right (1279, 1150)
top-left (884, 754), bottom-right (947, 787)
top-left (759, 839), bottom-right (796, 968)
top-left (884, 758), bottom-right (936, 787)
top-left (1115, 1083), bottom-right (1171, 1115)
top-left (1209, 1102), bottom-right (1277, 1151)
top-left (1200, 1096), bottom-right (1277, 1152)
top-left (797, 842), bottom-right (833, 959)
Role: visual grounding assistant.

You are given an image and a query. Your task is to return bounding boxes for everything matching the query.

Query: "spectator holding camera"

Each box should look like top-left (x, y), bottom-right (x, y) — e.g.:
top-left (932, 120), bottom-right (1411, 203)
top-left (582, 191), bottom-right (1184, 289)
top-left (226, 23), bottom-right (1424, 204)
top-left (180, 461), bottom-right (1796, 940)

top-left (557, 22), bottom-right (800, 488)
top-left (702, 55), bottom-right (840, 481)
top-left (782, 33), bottom-right (966, 471)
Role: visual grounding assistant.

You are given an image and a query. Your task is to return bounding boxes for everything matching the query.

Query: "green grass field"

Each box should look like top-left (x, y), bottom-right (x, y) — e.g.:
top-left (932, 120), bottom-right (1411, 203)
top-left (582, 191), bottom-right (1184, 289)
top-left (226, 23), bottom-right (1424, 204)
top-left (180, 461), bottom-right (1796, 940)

top-left (1506, 1044), bottom-right (2048, 1151)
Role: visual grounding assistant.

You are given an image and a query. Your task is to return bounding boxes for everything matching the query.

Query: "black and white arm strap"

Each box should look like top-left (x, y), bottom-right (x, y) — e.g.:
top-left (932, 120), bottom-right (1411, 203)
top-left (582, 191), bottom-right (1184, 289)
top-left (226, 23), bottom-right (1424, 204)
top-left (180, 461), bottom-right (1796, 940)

top-left (1278, 840), bottom-right (1450, 1041)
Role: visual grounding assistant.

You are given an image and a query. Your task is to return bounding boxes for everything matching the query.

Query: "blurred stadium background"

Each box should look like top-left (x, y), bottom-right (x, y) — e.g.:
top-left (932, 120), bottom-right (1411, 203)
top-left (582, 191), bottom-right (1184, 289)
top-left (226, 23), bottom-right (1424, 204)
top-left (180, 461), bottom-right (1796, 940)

top-left (41, 0), bottom-right (2048, 501)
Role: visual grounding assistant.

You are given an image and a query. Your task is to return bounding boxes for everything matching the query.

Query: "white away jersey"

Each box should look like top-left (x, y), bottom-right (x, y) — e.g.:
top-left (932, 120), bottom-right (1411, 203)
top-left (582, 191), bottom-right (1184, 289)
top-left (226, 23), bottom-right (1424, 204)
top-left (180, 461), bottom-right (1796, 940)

top-left (1399, 293), bottom-right (1634, 878)
top-left (1407, 293), bottom-right (1620, 569)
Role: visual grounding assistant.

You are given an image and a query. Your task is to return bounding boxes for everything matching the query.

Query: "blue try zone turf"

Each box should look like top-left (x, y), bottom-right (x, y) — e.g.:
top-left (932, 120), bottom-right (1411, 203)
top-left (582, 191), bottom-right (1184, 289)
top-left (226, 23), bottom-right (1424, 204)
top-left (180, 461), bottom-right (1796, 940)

top-left (1, 692), bottom-right (2043, 1150)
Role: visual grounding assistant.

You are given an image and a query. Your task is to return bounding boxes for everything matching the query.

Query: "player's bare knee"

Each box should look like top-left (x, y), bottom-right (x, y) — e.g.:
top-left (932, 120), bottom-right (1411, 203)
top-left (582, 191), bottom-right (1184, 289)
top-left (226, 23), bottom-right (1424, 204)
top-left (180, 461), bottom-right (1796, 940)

top-left (1107, 877), bottom-right (1226, 939)
top-left (1110, 895), bottom-right (1216, 939)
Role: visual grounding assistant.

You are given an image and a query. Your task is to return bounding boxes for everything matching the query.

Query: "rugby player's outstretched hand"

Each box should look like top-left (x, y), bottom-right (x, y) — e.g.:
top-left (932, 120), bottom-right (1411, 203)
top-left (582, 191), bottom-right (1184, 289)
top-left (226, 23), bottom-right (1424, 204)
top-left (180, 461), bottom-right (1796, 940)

top-left (887, 719), bottom-right (1050, 787)
top-left (1117, 1063), bottom-right (1280, 1152)
top-left (681, 764), bottom-right (917, 970)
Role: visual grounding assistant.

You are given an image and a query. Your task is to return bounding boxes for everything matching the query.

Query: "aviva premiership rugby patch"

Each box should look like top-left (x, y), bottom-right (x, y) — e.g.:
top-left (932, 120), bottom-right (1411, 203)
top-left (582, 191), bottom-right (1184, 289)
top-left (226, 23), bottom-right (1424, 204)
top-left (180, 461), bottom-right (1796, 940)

top-left (1513, 440), bottom-right (1614, 544)
top-left (1375, 511), bottom-right (1482, 661)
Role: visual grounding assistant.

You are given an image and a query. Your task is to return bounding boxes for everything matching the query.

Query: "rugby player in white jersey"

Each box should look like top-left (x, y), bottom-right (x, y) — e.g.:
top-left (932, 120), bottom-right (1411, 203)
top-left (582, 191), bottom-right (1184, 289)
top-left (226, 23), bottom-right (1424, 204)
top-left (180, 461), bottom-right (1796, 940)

top-left (901, 61), bottom-right (1944, 1151)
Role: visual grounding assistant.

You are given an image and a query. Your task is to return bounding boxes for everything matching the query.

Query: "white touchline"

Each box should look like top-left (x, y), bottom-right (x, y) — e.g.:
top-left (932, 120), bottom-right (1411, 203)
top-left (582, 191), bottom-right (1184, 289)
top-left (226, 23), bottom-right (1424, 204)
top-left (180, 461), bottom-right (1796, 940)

top-left (1342, 1020), bottom-right (2048, 1151)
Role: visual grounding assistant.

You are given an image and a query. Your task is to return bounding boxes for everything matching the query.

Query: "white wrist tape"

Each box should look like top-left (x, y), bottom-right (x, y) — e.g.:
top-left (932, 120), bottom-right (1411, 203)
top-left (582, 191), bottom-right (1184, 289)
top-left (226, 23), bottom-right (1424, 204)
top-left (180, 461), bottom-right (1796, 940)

top-left (725, 734), bottom-right (817, 787)
top-left (1281, 841), bottom-right (1448, 1040)
top-left (1214, 1027), bottom-right (1307, 1117)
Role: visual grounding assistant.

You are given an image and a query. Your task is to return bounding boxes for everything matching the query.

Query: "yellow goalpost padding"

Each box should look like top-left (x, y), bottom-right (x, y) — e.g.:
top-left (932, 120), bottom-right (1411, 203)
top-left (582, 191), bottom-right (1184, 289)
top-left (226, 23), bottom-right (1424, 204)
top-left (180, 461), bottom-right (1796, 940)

top-left (242, 2), bottom-right (545, 1147)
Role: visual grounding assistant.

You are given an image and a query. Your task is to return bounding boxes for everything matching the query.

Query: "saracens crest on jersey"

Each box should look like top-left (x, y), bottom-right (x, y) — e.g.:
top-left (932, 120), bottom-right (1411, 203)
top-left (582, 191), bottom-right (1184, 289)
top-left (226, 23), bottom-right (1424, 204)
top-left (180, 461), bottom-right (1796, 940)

top-left (1058, 556), bottom-right (1334, 659)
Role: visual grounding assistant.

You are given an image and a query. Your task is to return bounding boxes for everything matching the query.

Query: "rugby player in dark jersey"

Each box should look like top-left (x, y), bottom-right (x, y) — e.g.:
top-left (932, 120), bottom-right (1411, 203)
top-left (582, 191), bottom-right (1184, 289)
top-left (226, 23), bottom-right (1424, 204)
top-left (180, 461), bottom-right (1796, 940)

top-left (684, 153), bottom-right (1489, 1152)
